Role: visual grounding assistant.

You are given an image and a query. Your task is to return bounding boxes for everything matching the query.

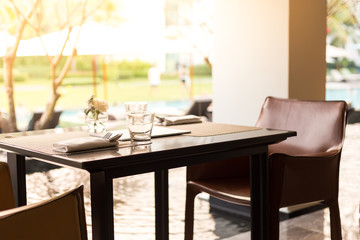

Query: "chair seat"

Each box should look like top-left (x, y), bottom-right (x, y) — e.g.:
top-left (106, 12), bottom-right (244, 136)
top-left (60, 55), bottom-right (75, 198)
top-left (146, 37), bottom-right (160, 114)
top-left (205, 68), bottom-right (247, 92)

top-left (188, 177), bottom-right (251, 205)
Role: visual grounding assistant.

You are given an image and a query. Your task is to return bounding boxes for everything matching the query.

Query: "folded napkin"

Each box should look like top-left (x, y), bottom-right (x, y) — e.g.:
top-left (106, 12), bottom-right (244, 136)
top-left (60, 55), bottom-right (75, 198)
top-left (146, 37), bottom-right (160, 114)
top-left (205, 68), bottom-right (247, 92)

top-left (53, 137), bottom-right (119, 153)
top-left (161, 115), bottom-right (202, 126)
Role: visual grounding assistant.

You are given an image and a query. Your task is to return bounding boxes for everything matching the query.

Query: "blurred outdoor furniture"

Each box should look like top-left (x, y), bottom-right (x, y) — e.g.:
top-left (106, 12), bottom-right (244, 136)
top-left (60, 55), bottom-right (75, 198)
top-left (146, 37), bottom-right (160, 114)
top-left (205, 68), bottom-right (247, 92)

top-left (338, 68), bottom-right (360, 82)
top-left (25, 110), bottom-right (64, 173)
top-left (185, 98), bottom-right (212, 121)
top-left (184, 97), bottom-right (347, 240)
top-left (27, 110), bottom-right (62, 131)
top-left (0, 122), bottom-right (295, 240)
top-left (0, 112), bottom-right (11, 134)
top-left (327, 69), bottom-right (345, 82)
top-left (327, 68), bottom-right (360, 82)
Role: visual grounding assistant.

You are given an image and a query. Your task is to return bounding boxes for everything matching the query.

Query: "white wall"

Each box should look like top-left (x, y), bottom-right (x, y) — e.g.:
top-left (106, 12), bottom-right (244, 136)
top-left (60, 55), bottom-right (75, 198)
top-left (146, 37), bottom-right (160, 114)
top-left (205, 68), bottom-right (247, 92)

top-left (212, 0), bottom-right (289, 125)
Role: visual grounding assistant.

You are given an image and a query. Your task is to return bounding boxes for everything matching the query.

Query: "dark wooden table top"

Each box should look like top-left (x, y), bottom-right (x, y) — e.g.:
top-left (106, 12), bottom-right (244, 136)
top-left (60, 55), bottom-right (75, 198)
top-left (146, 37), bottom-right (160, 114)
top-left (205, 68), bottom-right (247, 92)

top-left (0, 123), bottom-right (296, 174)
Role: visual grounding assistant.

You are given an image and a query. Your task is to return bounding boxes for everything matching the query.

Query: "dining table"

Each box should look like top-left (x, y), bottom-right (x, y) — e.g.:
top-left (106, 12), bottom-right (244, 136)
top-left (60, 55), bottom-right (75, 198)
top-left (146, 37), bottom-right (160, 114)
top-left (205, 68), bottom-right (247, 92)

top-left (0, 122), bottom-right (296, 240)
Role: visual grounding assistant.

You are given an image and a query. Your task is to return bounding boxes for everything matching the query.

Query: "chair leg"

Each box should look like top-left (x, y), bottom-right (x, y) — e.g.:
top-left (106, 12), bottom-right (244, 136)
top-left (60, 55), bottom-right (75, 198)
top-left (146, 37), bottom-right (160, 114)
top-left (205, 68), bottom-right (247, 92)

top-left (184, 185), bottom-right (201, 240)
top-left (327, 200), bottom-right (342, 240)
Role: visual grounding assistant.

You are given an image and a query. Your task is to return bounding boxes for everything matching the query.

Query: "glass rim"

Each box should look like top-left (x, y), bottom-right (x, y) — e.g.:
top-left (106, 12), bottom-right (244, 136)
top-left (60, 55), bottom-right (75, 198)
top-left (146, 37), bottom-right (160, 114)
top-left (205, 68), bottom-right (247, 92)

top-left (126, 111), bottom-right (155, 116)
top-left (124, 101), bottom-right (148, 105)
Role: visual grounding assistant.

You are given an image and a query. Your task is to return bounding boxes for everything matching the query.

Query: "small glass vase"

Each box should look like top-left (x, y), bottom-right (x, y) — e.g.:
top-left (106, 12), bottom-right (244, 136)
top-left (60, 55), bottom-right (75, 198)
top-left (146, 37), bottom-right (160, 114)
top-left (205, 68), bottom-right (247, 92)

top-left (85, 111), bottom-right (108, 133)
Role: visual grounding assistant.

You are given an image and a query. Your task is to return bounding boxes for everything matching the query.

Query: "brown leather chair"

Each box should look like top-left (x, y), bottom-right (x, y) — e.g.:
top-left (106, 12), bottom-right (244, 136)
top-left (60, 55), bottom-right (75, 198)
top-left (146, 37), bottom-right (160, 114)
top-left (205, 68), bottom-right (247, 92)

top-left (0, 162), bottom-right (87, 240)
top-left (185, 97), bottom-right (347, 240)
top-left (0, 162), bottom-right (15, 211)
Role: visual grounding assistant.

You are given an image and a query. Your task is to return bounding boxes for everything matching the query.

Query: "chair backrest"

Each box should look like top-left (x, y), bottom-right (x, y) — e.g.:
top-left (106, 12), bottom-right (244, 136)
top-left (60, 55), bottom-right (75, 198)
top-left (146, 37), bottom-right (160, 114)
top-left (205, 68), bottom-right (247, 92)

top-left (27, 110), bottom-right (62, 131)
top-left (187, 97), bottom-right (347, 182)
top-left (185, 98), bottom-right (212, 117)
top-left (0, 162), bottom-right (15, 211)
top-left (329, 69), bottom-right (344, 82)
top-left (0, 186), bottom-right (87, 240)
top-left (256, 97), bottom-right (348, 155)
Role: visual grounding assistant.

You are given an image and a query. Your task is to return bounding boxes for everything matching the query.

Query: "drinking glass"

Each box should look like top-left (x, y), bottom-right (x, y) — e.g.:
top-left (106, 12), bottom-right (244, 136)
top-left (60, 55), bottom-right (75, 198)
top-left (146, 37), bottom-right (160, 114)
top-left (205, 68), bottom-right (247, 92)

top-left (126, 111), bottom-right (155, 145)
top-left (124, 102), bottom-right (148, 112)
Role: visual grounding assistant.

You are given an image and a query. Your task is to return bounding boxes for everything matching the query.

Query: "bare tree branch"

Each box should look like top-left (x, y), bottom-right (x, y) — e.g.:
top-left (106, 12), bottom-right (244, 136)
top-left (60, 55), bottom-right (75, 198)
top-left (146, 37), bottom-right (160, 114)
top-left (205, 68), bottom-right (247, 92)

top-left (66, 0), bottom-right (70, 21)
top-left (3, 0), bottom-right (41, 132)
top-left (55, 48), bottom-right (77, 88)
top-left (51, 26), bottom-right (73, 66)
top-left (84, 0), bottom-right (106, 20)
top-left (36, 0), bottom-right (43, 30)
top-left (66, 1), bottom-right (84, 27)
top-left (9, 0), bottom-right (40, 31)
top-left (164, 0), bottom-right (212, 68)
top-left (51, 0), bottom-right (62, 28)
top-left (8, 0), bottom-right (41, 58)
top-left (37, 34), bottom-right (53, 63)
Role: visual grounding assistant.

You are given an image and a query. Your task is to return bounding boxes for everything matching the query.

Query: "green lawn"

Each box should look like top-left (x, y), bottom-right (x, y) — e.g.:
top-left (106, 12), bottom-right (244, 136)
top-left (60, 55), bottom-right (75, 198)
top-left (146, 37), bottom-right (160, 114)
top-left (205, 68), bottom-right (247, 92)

top-left (0, 77), bottom-right (212, 111)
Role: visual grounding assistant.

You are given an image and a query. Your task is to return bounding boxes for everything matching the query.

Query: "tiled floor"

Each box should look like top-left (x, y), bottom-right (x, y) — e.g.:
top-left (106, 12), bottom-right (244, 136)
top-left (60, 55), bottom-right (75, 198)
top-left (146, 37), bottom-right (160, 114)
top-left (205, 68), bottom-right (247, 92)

top-left (2, 123), bottom-right (360, 239)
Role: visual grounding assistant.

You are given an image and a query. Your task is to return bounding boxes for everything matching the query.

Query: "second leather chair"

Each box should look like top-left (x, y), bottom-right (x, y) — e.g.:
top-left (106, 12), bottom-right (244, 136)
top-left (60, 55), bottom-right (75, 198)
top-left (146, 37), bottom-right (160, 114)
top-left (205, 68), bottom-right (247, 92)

top-left (184, 97), bottom-right (347, 240)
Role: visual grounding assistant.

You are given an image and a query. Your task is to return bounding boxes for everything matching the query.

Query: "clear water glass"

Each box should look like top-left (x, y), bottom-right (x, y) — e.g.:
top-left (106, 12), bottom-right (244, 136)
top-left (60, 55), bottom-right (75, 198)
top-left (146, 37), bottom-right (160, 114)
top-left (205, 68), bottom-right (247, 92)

top-left (126, 111), bottom-right (155, 145)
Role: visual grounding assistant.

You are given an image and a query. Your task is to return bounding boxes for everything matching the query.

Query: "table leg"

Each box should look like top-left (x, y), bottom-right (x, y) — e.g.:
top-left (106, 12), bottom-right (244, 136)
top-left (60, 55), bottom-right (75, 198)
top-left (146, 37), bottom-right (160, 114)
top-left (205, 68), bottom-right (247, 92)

top-left (7, 152), bottom-right (26, 207)
top-left (250, 151), bottom-right (269, 240)
top-left (154, 169), bottom-right (169, 240)
top-left (90, 171), bottom-right (114, 240)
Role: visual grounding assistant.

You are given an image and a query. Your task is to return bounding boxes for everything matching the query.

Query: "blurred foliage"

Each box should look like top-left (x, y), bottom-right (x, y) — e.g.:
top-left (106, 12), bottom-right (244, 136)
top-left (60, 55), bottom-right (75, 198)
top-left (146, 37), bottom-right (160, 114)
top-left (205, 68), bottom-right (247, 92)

top-left (74, 57), bottom-right (153, 80)
top-left (327, 57), bottom-right (358, 72)
top-left (92, 0), bottom-right (125, 26)
top-left (327, 0), bottom-right (359, 47)
top-left (108, 60), bottom-right (152, 79)
top-left (62, 77), bottom-right (101, 86)
top-left (0, 0), bottom-right (122, 40)
top-left (0, 55), bottom-right (211, 85)
top-left (0, 70), bottom-right (27, 83)
top-left (194, 63), bottom-right (212, 75)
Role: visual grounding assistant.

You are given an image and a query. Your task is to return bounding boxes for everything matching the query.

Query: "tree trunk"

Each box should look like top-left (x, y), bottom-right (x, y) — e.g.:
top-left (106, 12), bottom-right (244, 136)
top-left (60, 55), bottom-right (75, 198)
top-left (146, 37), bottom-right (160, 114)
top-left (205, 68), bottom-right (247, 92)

top-left (34, 65), bottom-right (59, 130)
top-left (2, 0), bottom-right (41, 132)
top-left (3, 56), bottom-right (17, 132)
top-left (34, 91), bottom-right (60, 130)
top-left (34, 50), bottom-right (77, 130)
top-left (204, 57), bottom-right (212, 69)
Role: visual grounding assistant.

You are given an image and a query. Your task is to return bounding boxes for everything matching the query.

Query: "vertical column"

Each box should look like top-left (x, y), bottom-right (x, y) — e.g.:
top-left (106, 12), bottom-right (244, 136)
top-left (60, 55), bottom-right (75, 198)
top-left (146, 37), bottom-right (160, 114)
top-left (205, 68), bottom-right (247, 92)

top-left (289, 0), bottom-right (326, 100)
top-left (7, 152), bottom-right (26, 207)
top-left (154, 169), bottom-right (169, 240)
top-left (90, 171), bottom-right (114, 240)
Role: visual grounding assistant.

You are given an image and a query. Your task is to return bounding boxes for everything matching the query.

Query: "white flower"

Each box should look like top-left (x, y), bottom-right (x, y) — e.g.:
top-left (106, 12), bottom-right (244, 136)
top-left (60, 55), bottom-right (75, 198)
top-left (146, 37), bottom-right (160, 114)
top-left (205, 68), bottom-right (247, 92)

top-left (93, 98), bottom-right (109, 113)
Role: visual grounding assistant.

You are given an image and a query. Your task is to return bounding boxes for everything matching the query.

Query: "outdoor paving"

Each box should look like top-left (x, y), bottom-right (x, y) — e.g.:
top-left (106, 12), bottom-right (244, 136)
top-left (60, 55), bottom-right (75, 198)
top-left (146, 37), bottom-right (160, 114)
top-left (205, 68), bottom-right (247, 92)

top-left (20, 163), bottom-right (249, 240)
top-left (1, 123), bottom-right (360, 239)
